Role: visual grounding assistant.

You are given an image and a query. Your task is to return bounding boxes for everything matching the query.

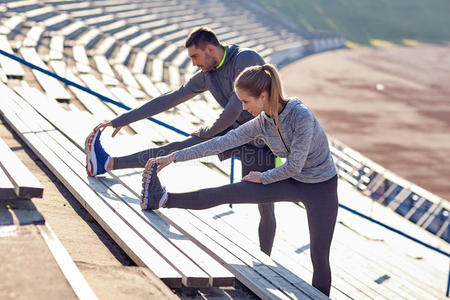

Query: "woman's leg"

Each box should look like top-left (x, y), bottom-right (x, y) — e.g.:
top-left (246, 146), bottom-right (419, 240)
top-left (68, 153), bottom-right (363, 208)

top-left (165, 178), bottom-right (300, 209)
top-left (113, 136), bottom-right (204, 169)
top-left (166, 175), bottom-right (338, 296)
top-left (302, 176), bottom-right (339, 296)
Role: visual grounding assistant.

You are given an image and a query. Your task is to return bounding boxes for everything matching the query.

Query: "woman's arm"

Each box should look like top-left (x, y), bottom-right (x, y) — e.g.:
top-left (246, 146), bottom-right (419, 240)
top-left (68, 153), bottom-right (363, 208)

top-left (173, 116), bottom-right (264, 162)
top-left (145, 116), bottom-right (264, 173)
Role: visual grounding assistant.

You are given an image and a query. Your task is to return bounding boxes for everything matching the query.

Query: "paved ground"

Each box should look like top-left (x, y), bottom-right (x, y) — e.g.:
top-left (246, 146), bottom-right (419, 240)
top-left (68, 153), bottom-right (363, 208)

top-left (281, 43), bottom-right (450, 202)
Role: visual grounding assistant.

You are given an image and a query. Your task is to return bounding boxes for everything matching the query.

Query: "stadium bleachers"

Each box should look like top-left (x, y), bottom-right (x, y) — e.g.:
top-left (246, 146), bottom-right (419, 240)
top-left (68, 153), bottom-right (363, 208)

top-left (0, 0), bottom-right (447, 299)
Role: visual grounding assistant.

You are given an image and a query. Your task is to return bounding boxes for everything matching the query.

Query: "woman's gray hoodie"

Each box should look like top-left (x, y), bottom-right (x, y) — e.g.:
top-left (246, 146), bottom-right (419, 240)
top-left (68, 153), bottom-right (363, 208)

top-left (173, 99), bottom-right (337, 184)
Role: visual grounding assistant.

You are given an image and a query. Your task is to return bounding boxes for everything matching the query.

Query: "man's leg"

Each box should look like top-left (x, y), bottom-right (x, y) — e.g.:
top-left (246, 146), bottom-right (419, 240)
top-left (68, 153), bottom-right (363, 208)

top-left (240, 144), bottom-right (276, 256)
top-left (113, 136), bottom-right (204, 170)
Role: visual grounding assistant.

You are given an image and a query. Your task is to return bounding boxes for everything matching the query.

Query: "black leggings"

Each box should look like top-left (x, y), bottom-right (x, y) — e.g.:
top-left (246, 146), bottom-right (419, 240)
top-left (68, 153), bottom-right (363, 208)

top-left (166, 175), bottom-right (339, 296)
top-left (113, 135), bottom-right (277, 255)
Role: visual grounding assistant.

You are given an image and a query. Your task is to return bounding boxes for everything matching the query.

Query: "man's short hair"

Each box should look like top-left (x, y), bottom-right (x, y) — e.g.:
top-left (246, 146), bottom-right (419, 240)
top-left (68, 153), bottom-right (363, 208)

top-left (185, 27), bottom-right (221, 49)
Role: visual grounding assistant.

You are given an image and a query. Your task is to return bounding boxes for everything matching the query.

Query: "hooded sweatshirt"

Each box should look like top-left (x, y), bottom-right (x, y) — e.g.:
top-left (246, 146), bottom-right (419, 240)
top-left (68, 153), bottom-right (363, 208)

top-left (173, 99), bottom-right (337, 184)
top-left (111, 45), bottom-right (265, 139)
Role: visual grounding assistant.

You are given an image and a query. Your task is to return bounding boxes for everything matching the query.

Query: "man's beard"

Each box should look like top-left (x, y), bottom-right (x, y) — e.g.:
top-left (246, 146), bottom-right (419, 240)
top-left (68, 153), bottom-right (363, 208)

top-left (203, 53), bottom-right (219, 72)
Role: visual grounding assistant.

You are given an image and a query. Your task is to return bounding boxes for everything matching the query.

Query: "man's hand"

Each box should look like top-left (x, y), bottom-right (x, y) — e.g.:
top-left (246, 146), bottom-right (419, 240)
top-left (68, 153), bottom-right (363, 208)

top-left (242, 171), bottom-right (262, 183)
top-left (145, 154), bottom-right (175, 173)
top-left (94, 121), bottom-right (123, 137)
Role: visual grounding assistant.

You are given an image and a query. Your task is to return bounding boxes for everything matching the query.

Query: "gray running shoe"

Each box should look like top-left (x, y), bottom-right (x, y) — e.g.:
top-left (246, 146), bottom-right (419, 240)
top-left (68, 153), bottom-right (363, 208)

top-left (140, 163), bottom-right (167, 210)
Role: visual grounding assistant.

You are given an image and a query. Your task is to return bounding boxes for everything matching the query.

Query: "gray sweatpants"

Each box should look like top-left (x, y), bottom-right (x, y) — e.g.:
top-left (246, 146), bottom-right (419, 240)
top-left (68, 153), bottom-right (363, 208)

top-left (113, 134), bottom-right (277, 255)
top-left (166, 175), bottom-right (339, 296)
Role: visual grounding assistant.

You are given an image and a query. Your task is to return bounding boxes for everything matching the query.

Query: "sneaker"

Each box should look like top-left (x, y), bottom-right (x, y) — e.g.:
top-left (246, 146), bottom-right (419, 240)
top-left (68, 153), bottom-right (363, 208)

top-left (85, 128), bottom-right (110, 176)
top-left (140, 163), bottom-right (167, 210)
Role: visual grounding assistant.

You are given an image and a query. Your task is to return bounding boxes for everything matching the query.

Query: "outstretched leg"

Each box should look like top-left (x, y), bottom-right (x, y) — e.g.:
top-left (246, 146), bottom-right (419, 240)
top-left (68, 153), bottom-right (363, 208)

top-left (113, 136), bottom-right (204, 169)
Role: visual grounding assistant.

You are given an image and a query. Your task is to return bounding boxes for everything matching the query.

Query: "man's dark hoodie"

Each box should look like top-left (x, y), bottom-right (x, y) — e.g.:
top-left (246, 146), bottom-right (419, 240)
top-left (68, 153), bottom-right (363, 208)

top-left (111, 45), bottom-right (265, 139)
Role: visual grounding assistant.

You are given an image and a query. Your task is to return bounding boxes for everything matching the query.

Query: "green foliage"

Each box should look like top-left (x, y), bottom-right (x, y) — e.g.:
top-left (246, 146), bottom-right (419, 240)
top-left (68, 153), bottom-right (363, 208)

top-left (255, 0), bottom-right (450, 44)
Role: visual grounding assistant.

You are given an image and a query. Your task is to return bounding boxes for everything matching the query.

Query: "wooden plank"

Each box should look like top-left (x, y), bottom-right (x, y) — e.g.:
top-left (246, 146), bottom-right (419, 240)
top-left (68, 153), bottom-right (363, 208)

top-left (61, 20), bottom-right (85, 39)
top-left (19, 47), bottom-right (71, 101)
top-left (112, 64), bottom-right (146, 99)
top-left (0, 15), bottom-right (24, 35)
top-left (113, 26), bottom-right (140, 41)
top-left (93, 55), bottom-right (118, 86)
top-left (73, 44), bottom-right (91, 73)
top-left (0, 88), bottom-right (183, 287)
top-left (0, 136), bottom-right (43, 199)
top-left (142, 38), bottom-right (165, 54)
top-left (43, 13), bottom-right (70, 29)
top-left (112, 43), bottom-right (132, 65)
top-left (0, 35), bottom-right (25, 79)
top-left (128, 32), bottom-right (153, 48)
top-left (77, 28), bottom-right (101, 48)
top-left (135, 73), bottom-right (160, 98)
top-left (22, 26), bottom-right (44, 47)
top-left (0, 165), bottom-right (16, 199)
top-left (48, 34), bottom-right (64, 60)
top-left (95, 36), bottom-right (116, 56)
top-left (132, 51), bottom-right (147, 74)
top-left (24, 6), bottom-right (55, 19)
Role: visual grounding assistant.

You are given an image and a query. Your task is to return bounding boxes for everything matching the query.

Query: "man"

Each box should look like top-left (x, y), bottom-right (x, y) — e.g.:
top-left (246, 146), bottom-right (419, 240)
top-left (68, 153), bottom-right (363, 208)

top-left (85, 27), bottom-right (277, 255)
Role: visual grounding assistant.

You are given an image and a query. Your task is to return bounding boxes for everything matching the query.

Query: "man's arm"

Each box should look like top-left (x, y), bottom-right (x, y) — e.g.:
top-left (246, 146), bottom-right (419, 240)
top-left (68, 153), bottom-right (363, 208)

top-left (197, 50), bottom-right (265, 139)
top-left (111, 71), bottom-right (207, 128)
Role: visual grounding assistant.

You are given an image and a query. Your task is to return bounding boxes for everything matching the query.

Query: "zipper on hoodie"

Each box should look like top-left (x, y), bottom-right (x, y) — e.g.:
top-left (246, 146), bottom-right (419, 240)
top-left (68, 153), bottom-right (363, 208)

top-left (273, 119), bottom-right (289, 153)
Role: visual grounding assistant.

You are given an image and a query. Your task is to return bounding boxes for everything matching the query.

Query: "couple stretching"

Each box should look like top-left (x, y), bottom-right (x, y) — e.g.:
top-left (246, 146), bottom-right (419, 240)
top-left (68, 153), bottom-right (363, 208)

top-left (85, 27), bottom-right (338, 296)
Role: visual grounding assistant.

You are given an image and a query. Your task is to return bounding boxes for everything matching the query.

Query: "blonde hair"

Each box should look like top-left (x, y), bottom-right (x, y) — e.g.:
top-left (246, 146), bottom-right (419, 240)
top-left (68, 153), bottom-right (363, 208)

top-left (234, 64), bottom-right (287, 130)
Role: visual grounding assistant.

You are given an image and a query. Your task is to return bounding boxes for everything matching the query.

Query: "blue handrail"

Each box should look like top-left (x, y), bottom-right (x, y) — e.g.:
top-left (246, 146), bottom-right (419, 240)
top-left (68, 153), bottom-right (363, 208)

top-left (1, 48), bottom-right (448, 296)
top-left (0, 49), bottom-right (190, 138)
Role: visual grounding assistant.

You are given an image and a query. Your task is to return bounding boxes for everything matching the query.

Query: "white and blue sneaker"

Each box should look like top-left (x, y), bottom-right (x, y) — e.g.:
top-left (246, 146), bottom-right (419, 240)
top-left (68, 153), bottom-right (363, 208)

top-left (140, 163), bottom-right (168, 210)
top-left (85, 128), bottom-right (110, 176)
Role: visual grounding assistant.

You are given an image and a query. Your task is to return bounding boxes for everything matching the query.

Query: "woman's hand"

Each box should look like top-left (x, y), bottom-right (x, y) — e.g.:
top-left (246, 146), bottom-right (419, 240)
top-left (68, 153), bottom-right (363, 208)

top-left (94, 121), bottom-right (123, 137)
top-left (242, 171), bottom-right (262, 183)
top-left (145, 154), bottom-right (175, 173)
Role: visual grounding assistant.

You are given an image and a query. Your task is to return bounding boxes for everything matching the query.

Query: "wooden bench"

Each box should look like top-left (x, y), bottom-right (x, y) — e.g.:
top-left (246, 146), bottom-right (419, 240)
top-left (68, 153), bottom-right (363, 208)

top-left (128, 32), bottom-right (153, 48)
top-left (0, 15), bottom-right (24, 36)
top-left (77, 28), bottom-right (101, 49)
top-left (73, 44), bottom-right (91, 73)
top-left (84, 15), bottom-right (115, 27)
top-left (131, 51), bottom-right (147, 74)
top-left (112, 43), bottom-right (132, 65)
top-left (48, 34), bottom-right (64, 60)
top-left (92, 55), bottom-right (118, 86)
top-left (60, 20), bottom-right (86, 39)
top-left (142, 38), bottom-right (165, 54)
top-left (69, 7), bottom-right (103, 20)
top-left (43, 13), bottom-right (70, 30)
top-left (112, 64), bottom-right (146, 99)
top-left (94, 36), bottom-right (116, 57)
top-left (24, 6), bottom-right (55, 20)
top-left (113, 26), bottom-right (140, 42)
top-left (0, 34), bottom-right (25, 79)
top-left (0, 136), bottom-right (43, 199)
top-left (19, 47), bottom-right (71, 101)
top-left (1, 84), bottom-right (235, 289)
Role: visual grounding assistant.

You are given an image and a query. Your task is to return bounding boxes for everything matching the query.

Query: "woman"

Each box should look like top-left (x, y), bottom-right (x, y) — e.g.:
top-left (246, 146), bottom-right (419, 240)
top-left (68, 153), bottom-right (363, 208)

top-left (141, 64), bottom-right (338, 296)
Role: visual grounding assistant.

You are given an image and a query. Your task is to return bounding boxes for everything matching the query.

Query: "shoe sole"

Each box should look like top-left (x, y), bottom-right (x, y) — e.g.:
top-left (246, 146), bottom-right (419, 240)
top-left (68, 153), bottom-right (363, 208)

top-left (85, 128), bottom-right (99, 176)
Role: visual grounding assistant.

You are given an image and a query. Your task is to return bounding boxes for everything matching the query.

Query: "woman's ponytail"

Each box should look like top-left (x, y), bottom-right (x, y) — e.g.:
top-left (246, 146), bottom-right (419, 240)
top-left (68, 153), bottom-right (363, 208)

top-left (235, 64), bottom-right (287, 130)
